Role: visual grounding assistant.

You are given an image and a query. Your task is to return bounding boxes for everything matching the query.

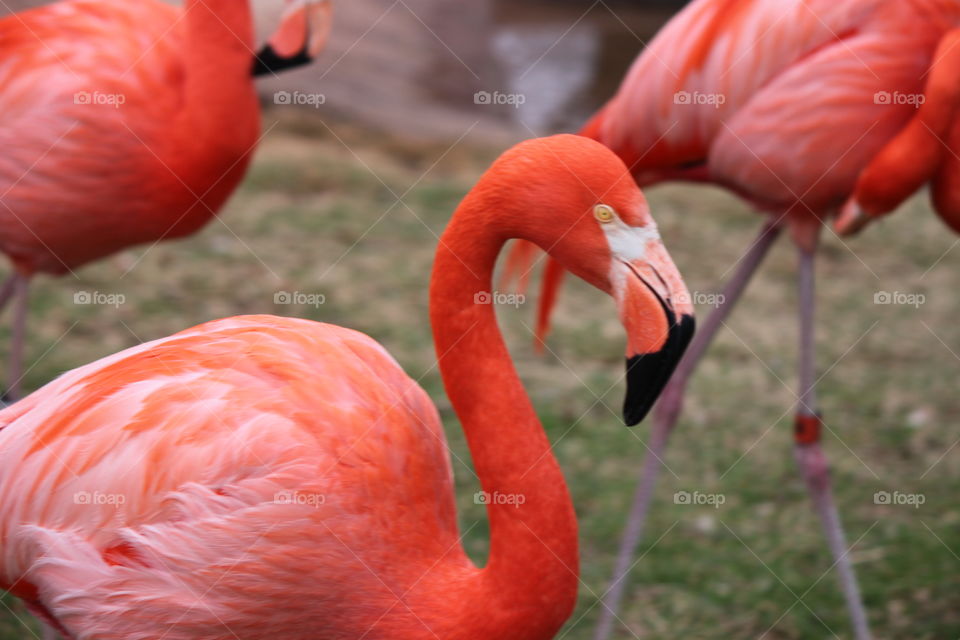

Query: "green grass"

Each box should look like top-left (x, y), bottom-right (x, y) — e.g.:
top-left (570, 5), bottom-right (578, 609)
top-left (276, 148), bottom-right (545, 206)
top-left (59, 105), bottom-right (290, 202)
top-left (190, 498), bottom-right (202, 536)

top-left (4, 112), bottom-right (960, 639)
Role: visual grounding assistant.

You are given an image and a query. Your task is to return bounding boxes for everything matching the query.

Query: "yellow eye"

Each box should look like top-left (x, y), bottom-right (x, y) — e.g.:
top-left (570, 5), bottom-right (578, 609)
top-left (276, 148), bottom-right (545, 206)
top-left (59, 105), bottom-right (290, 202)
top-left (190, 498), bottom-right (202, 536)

top-left (594, 204), bottom-right (616, 223)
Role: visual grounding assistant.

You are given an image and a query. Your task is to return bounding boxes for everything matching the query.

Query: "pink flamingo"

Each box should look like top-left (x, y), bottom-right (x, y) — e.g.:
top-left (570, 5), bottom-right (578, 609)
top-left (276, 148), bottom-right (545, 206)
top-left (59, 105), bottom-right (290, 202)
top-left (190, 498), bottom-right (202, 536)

top-left (504, 1), bottom-right (960, 638)
top-left (0, 135), bottom-right (693, 640)
top-left (0, 0), bottom-right (331, 399)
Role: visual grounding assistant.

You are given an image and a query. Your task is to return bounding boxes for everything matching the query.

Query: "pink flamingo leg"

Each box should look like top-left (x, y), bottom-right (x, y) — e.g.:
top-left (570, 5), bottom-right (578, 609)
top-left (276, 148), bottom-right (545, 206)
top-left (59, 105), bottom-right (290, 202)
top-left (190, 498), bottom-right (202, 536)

top-left (794, 247), bottom-right (871, 640)
top-left (593, 219), bottom-right (782, 640)
top-left (6, 275), bottom-right (29, 401)
top-left (0, 275), bottom-right (18, 315)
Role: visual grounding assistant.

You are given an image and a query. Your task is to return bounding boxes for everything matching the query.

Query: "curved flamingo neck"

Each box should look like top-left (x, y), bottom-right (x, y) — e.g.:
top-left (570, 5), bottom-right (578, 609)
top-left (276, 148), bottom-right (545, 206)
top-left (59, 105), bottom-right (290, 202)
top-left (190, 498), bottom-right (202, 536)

top-left (429, 210), bottom-right (579, 638)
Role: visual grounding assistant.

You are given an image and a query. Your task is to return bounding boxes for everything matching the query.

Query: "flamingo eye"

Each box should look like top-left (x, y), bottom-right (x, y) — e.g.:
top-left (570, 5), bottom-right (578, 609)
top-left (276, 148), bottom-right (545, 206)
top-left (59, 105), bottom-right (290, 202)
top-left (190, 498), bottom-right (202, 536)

top-left (594, 204), bottom-right (617, 223)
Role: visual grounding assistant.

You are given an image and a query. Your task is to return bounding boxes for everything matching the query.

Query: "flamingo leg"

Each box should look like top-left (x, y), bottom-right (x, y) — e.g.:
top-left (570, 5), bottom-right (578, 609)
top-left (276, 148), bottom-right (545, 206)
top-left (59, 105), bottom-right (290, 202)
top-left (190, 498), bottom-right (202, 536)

top-left (6, 275), bottom-right (30, 402)
top-left (593, 218), bottom-right (782, 640)
top-left (793, 246), bottom-right (871, 640)
top-left (0, 274), bottom-right (18, 315)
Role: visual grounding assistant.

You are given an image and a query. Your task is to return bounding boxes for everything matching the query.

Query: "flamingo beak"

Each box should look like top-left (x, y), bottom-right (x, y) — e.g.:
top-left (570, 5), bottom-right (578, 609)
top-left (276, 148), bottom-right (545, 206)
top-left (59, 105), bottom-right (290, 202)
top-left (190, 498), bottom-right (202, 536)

top-left (614, 247), bottom-right (695, 426)
top-left (252, 0), bottom-right (333, 77)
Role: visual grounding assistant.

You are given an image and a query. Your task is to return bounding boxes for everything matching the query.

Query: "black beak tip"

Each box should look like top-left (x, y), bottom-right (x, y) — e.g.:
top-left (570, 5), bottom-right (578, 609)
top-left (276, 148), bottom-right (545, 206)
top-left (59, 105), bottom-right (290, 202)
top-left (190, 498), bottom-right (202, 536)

top-left (251, 44), bottom-right (314, 77)
top-left (623, 313), bottom-right (695, 426)
top-left (623, 402), bottom-right (650, 428)
top-left (622, 356), bottom-right (660, 427)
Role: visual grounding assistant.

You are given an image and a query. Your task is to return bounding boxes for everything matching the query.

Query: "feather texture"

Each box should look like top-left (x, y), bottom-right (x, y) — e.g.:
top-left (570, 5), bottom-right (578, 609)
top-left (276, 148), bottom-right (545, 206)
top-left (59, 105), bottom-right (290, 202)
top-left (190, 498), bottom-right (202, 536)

top-left (0, 316), bottom-right (467, 639)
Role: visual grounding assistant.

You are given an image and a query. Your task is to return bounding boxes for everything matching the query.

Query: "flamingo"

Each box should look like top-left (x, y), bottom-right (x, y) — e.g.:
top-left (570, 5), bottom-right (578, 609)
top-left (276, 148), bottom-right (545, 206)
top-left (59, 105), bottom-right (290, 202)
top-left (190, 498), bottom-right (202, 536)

top-left (0, 0), bottom-right (331, 399)
top-left (0, 135), bottom-right (693, 640)
top-left (503, 1), bottom-right (960, 638)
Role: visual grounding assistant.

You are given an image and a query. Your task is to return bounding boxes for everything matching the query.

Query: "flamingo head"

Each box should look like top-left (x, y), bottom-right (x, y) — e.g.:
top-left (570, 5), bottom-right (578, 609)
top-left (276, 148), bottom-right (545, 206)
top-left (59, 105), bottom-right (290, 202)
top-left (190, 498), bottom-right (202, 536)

top-left (252, 0), bottom-right (332, 77)
top-left (490, 134), bottom-right (696, 425)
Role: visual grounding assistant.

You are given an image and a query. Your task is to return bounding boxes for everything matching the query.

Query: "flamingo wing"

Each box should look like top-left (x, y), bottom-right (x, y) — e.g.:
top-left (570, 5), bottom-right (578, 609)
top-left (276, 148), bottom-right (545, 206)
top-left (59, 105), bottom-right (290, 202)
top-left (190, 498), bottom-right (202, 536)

top-left (0, 316), bottom-right (463, 639)
top-left (592, 0), bottom-right (954, 184)
top-left (708, 7), bottom-right (948, 214)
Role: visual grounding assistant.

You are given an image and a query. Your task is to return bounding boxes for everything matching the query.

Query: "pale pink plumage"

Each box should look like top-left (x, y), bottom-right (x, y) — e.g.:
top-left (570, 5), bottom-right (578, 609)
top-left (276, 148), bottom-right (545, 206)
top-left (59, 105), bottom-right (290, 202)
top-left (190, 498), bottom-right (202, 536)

top-left (587, 0), bottom-right (959, 240)
top-left (0, 316), bottom-right (464, 639)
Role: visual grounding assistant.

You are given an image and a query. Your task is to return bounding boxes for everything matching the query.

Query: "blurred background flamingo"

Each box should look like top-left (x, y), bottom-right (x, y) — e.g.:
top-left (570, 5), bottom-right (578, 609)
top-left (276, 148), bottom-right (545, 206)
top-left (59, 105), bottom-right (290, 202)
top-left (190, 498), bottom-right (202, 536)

top-left (0, 135), bottom-right (693, 640)
top-left (501, 1), bottom-right (960, 638)
top-left (0, 0), bottom-right (331, 399)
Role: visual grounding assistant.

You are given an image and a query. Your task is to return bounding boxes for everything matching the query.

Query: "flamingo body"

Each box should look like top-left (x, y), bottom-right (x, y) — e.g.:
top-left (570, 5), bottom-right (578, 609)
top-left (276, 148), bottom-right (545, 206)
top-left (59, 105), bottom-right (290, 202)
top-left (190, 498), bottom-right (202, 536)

top-left (585, 0), bottom-right (959, 239)
top-left (0, 0), bottom-right (330, 399)
top-left (0, 0), bottom-right (260, 275)
top-left (0, 315), bottom-right (468, 639)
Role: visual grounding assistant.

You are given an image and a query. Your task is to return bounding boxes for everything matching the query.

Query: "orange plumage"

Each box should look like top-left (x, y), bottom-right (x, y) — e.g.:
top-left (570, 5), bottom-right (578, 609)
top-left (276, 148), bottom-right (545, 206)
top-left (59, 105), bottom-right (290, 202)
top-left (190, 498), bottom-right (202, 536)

top-left (0, 0), bottom-right (261, 275)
